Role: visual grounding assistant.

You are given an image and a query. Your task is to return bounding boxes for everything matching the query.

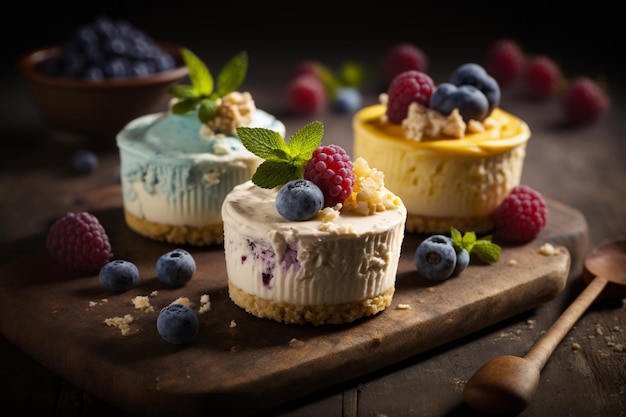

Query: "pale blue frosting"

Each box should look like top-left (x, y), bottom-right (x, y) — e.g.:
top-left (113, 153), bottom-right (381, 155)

top-left (116, 110), bottom-right (285, 206)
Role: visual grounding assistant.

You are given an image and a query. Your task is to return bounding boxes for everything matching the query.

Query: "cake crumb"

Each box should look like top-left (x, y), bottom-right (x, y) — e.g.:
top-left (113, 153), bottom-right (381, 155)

top-left (572, 342), bottom-right (581, 351)
top-left (104, 314), bottom-right (134, 336)
top-left (198, 294), bottom-right (211, 314)
top-left (150, 291), bottom-right (158, 297)
top-left (539, 243), bottom-right (556, 256)
top-left (171, 297), bottom-right (192, 307)
top-left (230, 320), bottom-right (237, 328)
top-left (132, 295), bottom-right (151, 310)
top-left (288, 338), bottom-right (305, 348)
top-left (89, 301), bottom-right (98, 307)
top-left (508, 259), bottom-right (518, 266)
top-left (526, 319), bottom-right (536, 329)
top-left (596, 324), bottom-right (604, 336)
top-left (397, 303), bottom-right (412, 310)
top-left (453, 377), bottom-right (467, 387)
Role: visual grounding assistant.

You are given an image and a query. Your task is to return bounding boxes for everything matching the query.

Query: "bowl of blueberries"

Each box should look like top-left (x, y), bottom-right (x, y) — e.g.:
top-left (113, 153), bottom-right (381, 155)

top-left (18, 16), bottom-right (189, 139)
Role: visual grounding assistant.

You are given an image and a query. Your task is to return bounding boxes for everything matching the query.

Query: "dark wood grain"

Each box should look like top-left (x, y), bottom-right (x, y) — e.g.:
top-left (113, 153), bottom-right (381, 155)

top-left (0, 195), bottom-right (580, 417)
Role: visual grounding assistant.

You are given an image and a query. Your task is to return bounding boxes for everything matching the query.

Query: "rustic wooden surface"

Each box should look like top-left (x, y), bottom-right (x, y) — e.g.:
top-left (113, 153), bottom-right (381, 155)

top-left (1, 4), bottom-right (625, 417)
top-left (0, 191), bottom-right (578, 416)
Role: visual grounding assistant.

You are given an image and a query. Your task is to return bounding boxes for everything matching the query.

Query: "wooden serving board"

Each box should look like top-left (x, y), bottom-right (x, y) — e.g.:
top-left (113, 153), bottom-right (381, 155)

top-left (0, 196), bottom-right (586, 417)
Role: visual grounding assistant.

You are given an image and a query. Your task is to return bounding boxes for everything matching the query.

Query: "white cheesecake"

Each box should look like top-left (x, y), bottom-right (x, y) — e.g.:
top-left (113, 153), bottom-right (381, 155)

top-left (221, 158), bottom-right (407, 325)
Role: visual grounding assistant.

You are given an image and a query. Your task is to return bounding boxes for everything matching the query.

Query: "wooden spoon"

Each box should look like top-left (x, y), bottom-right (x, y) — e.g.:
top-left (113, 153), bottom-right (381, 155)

top-left (463, 240), bottom-right (626, 414)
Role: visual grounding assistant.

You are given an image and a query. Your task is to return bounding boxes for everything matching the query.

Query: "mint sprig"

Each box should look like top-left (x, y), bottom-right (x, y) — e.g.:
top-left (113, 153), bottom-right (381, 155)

top-left (450, 227), bottom-right (501, 264)
top-left (310, 60), bottom-right (370, 98)
top-left (168, 49), bottom-right (248, 123)
top-left (237, 121), bottom-right (323, 189)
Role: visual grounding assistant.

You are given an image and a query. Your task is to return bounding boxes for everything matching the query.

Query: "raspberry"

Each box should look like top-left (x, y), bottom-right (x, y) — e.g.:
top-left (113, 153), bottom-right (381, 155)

top-left (382, 43), bottom-right (429, 85)
top-left (47, 212), bottom-right (112, 271)
top-left (486, 38), bottom-right (526, 86)
top-left (562, 76), bottom-right (610, 125)
top-left (303, 144), bottom-right (356, 208)
top-left (495, 185), bottom-right (549, 243)
top-left (293, 59), bottom-right (322, 79)
top-left (385, 70), bottom-right (435, 124)
top-left (523, 55), bottom-right (561, 99)
top-left (285, 73), bottom-right (326, 115)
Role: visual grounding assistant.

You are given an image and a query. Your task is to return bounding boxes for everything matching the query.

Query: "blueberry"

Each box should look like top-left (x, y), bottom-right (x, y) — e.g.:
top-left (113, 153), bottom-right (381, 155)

top-left (275, 179), bottom-right (324, 221)
top-left (72, 149), bottom-right (98, 173)
top-left (430, 83), bottom-right (489, 122)
top-left (156, 304), bottom-right (198, 345)
top-left (83, 66), bottom-right (104, 81)
top-left (39, 16), bottom-right (176, 80)
top-left (449, 63), bottom-right (500, 113)
top-left (332, 87), bottom-right (363, 114)
top-left (104, 56), bottom-right (131, 78)
top-left (452, 248), bottom-right (470, 277)
top-left (99, 260), bottom-right (140, 292)
top-left (414, 235), bottom-right (457, 281)
top-left (156, 249), bottom-right (196, 287)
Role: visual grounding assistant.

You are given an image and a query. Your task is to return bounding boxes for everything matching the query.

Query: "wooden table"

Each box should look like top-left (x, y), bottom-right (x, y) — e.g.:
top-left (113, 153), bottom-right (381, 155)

top-left (1, 5), bottom-right (625, 417)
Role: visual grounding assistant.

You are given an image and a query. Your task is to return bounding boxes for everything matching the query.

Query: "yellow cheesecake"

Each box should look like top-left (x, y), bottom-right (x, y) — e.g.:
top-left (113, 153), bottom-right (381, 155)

top-left (353, 103), bottom-right (530, 234)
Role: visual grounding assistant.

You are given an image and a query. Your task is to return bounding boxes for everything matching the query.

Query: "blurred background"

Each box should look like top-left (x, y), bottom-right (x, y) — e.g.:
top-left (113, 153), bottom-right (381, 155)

top-left (2, 1), bottom-right (619, 79)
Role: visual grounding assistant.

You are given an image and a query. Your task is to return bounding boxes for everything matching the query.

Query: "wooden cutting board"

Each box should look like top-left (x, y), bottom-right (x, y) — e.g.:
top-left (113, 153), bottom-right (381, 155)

top-left (0, 195), bottom-right (586, 417)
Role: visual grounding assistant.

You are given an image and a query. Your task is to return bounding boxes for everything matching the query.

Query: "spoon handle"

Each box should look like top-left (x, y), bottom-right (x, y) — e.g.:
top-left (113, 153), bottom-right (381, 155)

top-left (524, 276), bottom-right (608, 370)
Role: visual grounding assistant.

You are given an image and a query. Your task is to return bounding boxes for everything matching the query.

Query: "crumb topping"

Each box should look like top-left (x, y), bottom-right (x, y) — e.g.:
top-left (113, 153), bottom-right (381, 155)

top-left (201, 91), bottom-right (256, 137)
top-left (379, 93), bottom-right (498, 141)
top-left (343, 157), bottom-right (403, 215)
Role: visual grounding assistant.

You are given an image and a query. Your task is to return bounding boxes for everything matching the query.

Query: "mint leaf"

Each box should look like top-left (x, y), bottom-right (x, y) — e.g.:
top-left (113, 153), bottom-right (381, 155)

top-left (313, 62), bottom-right (341, 98)
top-left (198, 100), bottom-right (218, 123)
top-left (287, 121), bottom-right (324, 159)
top-left (238, 127), bottom-right (290, 159)
top-left (462, 230), bottom-right (477, 252)
top-left (449, 227), bottom-right (500, 264)
top-left (450, 227), bottom-right (463, 248)
top-left (181, 48), bottom-right (213, 96)
top-left (252, 160), bottom-right (300, 189)
top-left (169, 49), bottom-right (249, 124)
top-left (338, 61), bottom-right (368, 87)
top-left (472, 240), bottom-right (501, 264)
top-left (171, 98), bottom-right (200, 115)
top-left (215, 51), bottom-right (248, 97)
top-left (237, 121), bottom-right (325, 188)
top-left (168, 85), bottom-right (197, 99)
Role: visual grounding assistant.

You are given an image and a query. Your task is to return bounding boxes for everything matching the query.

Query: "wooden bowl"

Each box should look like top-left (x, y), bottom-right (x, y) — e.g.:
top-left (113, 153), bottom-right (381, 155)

top-left (18, 42), bottom-right (189, 139)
